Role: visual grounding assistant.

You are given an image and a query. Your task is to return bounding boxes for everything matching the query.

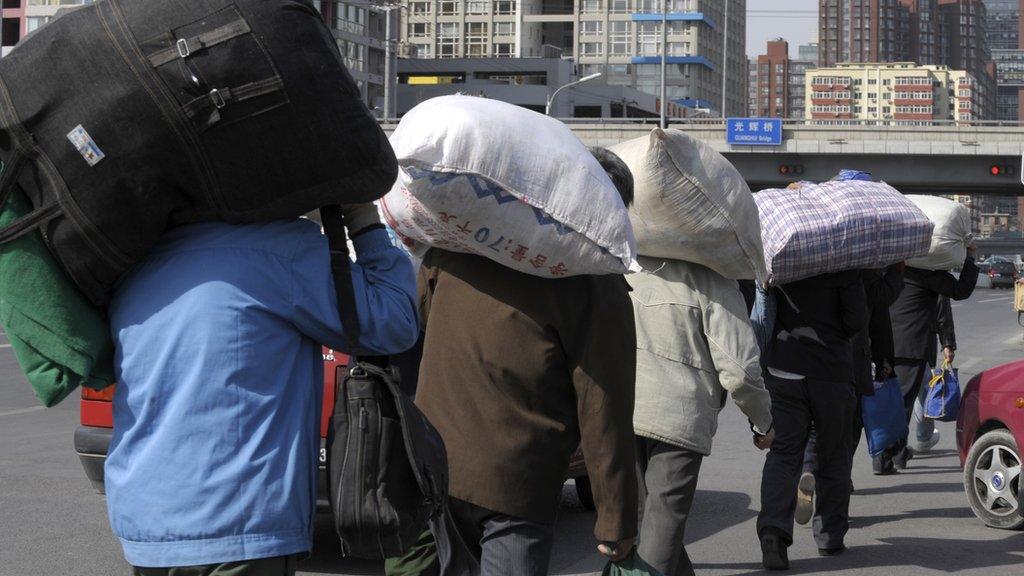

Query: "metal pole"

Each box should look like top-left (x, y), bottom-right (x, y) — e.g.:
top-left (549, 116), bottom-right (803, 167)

top-left (384, 6), bottom-right (392, 120)
top-left (660, 0), bottom-right (667, 129)
top-left (721, 0), bottom-right (728, 117)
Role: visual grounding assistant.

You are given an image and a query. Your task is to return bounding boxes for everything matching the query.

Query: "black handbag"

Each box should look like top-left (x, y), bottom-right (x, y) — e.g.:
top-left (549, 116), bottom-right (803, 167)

top-left (320, 206), bottom-right (448, 559)
top-left (0, 0), bottom-right (396, 306)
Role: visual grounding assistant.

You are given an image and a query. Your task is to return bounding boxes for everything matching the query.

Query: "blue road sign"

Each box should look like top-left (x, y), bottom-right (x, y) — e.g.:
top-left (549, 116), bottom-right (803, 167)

top-left (726, 118), bottom-right (783, 146)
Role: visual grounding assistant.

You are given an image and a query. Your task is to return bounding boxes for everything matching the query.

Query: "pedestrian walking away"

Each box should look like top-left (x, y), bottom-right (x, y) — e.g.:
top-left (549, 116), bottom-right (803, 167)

top-left (757, 271), bottom-right (867, 570)
top-left (630, 259), bottom-right (774, 576)
top-left (104, 207), bottom-right (419, 573)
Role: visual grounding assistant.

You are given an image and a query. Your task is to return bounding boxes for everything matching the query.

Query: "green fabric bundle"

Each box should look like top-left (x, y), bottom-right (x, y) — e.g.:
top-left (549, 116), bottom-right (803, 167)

top-left (0, 188), bottom-right (114, 406)
top-left (603, 551), bottom-right (664, 576)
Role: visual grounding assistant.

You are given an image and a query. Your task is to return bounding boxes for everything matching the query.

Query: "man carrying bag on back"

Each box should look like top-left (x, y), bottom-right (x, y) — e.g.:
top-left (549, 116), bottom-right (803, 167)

top-left (105, 204), bottom-right (419, 575)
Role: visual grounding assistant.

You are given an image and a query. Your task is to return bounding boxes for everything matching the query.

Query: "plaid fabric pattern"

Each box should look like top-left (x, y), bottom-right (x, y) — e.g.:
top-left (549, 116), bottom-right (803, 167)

top-left (755, 181), bottom-right (934, 285)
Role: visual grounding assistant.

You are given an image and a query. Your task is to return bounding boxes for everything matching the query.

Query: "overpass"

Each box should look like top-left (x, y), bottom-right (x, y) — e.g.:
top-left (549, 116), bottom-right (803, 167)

top-left (382, 119), bottom-right (1024, 195)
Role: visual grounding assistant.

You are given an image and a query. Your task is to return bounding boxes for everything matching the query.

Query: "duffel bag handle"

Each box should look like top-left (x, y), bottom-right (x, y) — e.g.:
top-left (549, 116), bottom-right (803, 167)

top-left (0, 152), bottom-right (63, 246)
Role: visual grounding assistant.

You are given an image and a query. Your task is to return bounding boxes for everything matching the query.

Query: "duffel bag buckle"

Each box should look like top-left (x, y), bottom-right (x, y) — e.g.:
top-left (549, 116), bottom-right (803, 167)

top-left (208, 88), bottom-right (226, 109)
top-left (176, 38), bottom-right (191, 58)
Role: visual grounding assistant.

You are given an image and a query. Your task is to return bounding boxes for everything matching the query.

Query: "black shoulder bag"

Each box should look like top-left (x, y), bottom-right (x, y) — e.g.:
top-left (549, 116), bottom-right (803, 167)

top-left (319, 206), bottom-right (448, 559)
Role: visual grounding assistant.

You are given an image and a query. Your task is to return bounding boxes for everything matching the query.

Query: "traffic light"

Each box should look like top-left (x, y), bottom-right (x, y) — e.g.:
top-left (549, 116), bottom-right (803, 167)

top-left (778, 164), bottom-right (805, 176)
top-left (990, 164), bottom-right (1016, 176)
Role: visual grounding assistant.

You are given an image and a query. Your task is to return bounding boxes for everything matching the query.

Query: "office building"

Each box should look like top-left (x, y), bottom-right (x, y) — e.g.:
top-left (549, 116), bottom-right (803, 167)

top-left (983, 1), bottom-right (1024, 121)
top-left (401, 0), bottom-right (747, 117)
top-left (806, 62), bottom-right (987, 124)
top-left (748, 57), bottom-right (759, 116)
top-left (313, 1), bottom-right (393, 112)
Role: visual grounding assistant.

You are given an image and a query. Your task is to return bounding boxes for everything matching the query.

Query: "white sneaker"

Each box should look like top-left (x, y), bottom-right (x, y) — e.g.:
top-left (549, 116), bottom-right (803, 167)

top-left (795, 472), bottom-right (815, 525)
top-left (914, 430), bottom-right (941, 453)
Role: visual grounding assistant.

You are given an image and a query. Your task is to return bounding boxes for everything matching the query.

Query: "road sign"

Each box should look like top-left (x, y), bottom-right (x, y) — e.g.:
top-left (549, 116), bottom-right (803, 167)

top-left (727, 118), bottom-right (783, 146)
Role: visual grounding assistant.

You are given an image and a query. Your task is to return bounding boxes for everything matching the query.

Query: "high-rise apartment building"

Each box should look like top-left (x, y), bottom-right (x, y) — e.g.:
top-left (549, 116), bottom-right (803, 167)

top-left (755, 39), bottom-right (790, 117)
top-left (806, 62), bottom-right (986, 124)
top-left (983, 1), bottom-right (1024, 121)
top-left (747, 57), bottom-right (759, 116)
top-left (819, 0), bottom-right (908, 67)
top-left (314, 1), bottom-right (391, 111)
top-left (401, 0), bottom-right (747, 116)
top-left (798, 42), bottom-right (820, 62)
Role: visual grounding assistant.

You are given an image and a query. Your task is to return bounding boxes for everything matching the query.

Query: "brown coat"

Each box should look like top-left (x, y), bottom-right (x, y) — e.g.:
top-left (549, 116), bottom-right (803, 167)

top-left (415, 249), bottom-right (638, 542)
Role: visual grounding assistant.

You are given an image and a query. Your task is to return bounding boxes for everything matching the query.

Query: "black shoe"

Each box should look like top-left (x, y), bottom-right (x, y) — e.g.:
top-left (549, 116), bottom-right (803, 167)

top-left (760, 529), bottom-right (790, 571)
top-left (893, 446), bottom-right (914, 470)
top-left (818, 545), bottom-right (847, 557)
top-left (872, 454), bottom-right (897, 475)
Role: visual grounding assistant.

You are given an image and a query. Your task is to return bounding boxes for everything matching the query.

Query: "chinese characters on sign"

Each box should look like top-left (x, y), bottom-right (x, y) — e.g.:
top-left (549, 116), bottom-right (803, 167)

top-left (726, 118), bottom-right (784, 146)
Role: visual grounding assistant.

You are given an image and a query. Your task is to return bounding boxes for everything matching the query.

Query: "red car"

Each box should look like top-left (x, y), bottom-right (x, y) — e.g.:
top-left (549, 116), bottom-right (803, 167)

top-left (956, 359), bottom-right (1024, 530)
top-left (74, 347), bottom-right (350, 497)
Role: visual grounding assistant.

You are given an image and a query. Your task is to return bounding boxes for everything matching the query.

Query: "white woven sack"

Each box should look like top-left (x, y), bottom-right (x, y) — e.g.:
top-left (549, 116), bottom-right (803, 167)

top-left (610, 128), bottom-right (766, 282)
top-left (905, 195), bottom-right (973, 271)
top-left (380, 95), bottom-right (639, 278)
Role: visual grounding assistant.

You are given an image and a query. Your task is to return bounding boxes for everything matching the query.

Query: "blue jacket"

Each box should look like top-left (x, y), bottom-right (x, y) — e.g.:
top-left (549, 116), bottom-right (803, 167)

top-left (105, 220), bottom-right (418, 567)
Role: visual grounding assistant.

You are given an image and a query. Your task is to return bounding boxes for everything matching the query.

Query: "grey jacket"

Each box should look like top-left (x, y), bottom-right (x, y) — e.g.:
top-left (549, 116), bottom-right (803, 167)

top-left (628, 258), bottom-right (773, 455)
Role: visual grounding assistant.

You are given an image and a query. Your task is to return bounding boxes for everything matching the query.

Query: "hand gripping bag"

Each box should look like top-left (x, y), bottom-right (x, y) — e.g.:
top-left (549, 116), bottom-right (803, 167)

top-left (380, 95), bottom-right (639, 278)
top-left (905, 196), bottom-right (973, 271)
top-left (755, 181), bottom-right (933, 285)
top-left (924, 360), bottom-right (961, 422)
top-left (0, 0), bottom-right (396, 306)
top-left (609, 128), bottom-right (766, 282)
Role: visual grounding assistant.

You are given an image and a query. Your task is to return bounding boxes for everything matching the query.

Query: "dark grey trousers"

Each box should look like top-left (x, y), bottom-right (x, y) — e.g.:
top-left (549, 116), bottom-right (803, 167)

top-left (447, 498), bottom-right (554, 576)
top-left (757, 374), bottom-right (855, 550)
top-left (636, 436), bottom-right (704, 576)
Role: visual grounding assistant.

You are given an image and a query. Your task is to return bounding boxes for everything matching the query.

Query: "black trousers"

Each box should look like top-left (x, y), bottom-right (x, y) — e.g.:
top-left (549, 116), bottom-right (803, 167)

top-left (758, 374), bottom-right (856, 550)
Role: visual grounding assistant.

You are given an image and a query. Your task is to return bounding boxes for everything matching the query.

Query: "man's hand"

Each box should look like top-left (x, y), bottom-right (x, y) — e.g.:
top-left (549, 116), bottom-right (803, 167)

top-left (943, 346), bottom-right (955, 364)
top-left (754, 428), bottom-right (775, 451)
top-left (597, 537), bottom-right (635, 562)
top-left (339, 203), bottom-right (381, 236)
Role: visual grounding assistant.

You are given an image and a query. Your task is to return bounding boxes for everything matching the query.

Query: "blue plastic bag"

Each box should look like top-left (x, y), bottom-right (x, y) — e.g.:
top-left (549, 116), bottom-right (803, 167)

top-left (861, 377), bottom-right (908, 456)
top-left (924, 361), bottom-right (961, 422)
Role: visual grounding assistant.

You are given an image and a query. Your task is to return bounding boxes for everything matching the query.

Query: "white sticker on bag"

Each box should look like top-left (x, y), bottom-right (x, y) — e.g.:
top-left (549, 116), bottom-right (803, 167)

top-left (67, 125), bottom-right (105, 167)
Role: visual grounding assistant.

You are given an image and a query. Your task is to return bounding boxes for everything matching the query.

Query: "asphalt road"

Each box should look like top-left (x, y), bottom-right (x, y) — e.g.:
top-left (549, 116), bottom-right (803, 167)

top-left (1, 286), bottom-right (1023, 576)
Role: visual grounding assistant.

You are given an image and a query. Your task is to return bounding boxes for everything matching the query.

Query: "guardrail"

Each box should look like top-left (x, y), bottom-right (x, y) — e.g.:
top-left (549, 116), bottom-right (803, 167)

top-left (378, 116), bottom-right (1024, 129)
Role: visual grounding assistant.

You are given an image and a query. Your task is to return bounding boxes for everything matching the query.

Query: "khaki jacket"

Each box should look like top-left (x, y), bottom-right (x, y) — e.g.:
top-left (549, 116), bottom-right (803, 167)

top-left (628, 257), bottom-right (772, 455)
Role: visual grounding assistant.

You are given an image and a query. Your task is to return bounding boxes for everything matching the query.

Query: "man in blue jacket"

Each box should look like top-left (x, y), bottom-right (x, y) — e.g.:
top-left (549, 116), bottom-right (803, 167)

top-left (105, 204), bottom-right (419, 575)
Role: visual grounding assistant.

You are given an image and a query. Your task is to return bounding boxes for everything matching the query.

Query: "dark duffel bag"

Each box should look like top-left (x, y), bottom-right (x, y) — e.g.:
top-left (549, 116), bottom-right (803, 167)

top-left (0, 0), bottom-right (396, 306)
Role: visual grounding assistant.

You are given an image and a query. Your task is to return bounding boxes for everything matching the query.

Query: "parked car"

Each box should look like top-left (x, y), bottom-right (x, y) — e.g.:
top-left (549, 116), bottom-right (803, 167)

top-left (985, 259), bottom-right (1018, 289)
top-left (956, 359), bottom-right (1024, 530)
top-left (75, 348), bottom-right (597, 512)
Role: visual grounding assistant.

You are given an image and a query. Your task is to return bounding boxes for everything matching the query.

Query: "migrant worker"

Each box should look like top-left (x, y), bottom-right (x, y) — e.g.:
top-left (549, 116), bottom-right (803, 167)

top-left (798, 263), bottom-right (904, 519)
top-left (910, 296), bottom-right (956, 453)
top-left (629, 260), bottom-right (774, 576)
top-left (411, 148), bottom-right (639, 574)
top-left (105, 205), bottom-right (419, 575)
top-left (757, 271), bottom-right (867, 570)
top-left (887, 246), bottom-right (977, 470)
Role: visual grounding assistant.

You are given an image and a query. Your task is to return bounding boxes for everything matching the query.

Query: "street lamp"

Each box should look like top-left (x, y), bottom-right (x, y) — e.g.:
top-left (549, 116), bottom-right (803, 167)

top-left (545, 72), bottom-right (602, 116)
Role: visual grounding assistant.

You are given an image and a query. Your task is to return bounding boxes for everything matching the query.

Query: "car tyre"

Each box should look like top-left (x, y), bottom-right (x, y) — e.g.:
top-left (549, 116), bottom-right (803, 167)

top-left (964, 429), bottom-right (1024, 530)
top-left (575, 476), bottom-right (596, 511)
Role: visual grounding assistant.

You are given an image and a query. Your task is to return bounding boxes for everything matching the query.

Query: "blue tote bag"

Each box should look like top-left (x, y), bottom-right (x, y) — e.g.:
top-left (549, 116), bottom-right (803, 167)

top-left (861, 377), bottom-right (908, 456)
top-left (924, 361), bottom-right (961, 422)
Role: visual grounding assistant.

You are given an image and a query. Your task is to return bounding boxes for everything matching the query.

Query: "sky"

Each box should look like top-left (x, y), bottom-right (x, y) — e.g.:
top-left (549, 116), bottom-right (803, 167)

top-left (746, 0), bottom-right (819, 59)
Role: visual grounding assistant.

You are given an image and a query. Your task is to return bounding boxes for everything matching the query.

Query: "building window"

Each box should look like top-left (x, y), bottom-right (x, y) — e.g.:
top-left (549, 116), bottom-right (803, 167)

top-left (439, 22), bottom-right (460, 37)
top-left (580, 42), bottom-right (604, 56)
top-left (494, 22), bottom-right (515, 36)
top-left (581, 0), bottom-right (603, 14)
top-left (337, 39), bottom-right (365, 72)
top-left (667, 42), bottom-right (689, 56)
top-left (409, 23), bottom-right (430, 38)
top-left (26, 16), bottom-right (50, 32)
top-left (466, 0), bottom-right (489, 14)
top-left (493, 43), bottom-right (514, 57)
top-left (580, 20), bottom-right (603, 36)
top-left (466, 22), bottom-right (488, 57)
top-left (438, 38), bottom-right (459, 58)
top-left (336, 4), bottom-right (366, 36)
top-left (637, 21), bottom-right (659, 56)
top-left (609, 21), bottom-right (631, 56)
top-left (493, 0), bottom-right (514, 14)
top-left (439, 1), bottom-right (458, 15)
top-left (610, 0), bottom-right (630, 13)
top-left (411, 43), bottom-right (433, 58)
top-left (410, 2), bottom-right (431, 15)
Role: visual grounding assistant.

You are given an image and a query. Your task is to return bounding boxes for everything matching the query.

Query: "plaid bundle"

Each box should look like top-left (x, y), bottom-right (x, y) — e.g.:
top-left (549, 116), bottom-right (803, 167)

top-left (755, 181), bottom-right (934, 285)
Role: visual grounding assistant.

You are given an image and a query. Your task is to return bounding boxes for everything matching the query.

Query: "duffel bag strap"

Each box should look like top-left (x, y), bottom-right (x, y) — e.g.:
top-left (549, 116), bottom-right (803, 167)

top-left (180, 77), bottom-right (286, 121)
top-left (320, 205), bottom-right (363, 357)
top-left (147, 17), bottom-right (253, 68)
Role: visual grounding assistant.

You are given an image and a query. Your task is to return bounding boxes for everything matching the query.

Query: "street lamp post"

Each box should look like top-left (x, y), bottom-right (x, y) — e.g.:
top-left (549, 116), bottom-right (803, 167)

top-left (376, 2), bottom-right (403, 121)
top-left (545, 72), bottom-right (602, 116)
top-left (721, 0), bottom-right (729, 118)
top-left (660, 0), bottom-right (667, 129)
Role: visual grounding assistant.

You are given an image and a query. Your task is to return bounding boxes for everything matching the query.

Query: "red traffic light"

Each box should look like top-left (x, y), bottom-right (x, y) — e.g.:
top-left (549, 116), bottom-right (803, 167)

top-left (991, 165), bottom-right (1003, 176)
top-left (779, 164), bottom-right (804, 176)
top-left (990, 165), bottom-right (1016, 176)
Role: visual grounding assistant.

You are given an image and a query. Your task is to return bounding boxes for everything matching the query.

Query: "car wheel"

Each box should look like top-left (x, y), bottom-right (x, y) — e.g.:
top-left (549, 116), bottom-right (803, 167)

top-left (964, 429), bottom-right (1024, 530)
top-left (575, 476), bottom-right (596, 511)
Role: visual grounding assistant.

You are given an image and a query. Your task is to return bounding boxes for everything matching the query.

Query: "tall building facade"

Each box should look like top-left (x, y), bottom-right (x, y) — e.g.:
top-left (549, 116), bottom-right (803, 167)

top-left (983, 0), bottom-right (1024, 121)
top-left (401, 0), bottom-right (747, 116)
top-left (315, 1), bottom-right (390, 111)
top-left (819, 0), bottom-right (908, 67)
top-left (806, 62), bottom-right (986, 124)
top-left (755, 39), bottom-right (789, 117)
